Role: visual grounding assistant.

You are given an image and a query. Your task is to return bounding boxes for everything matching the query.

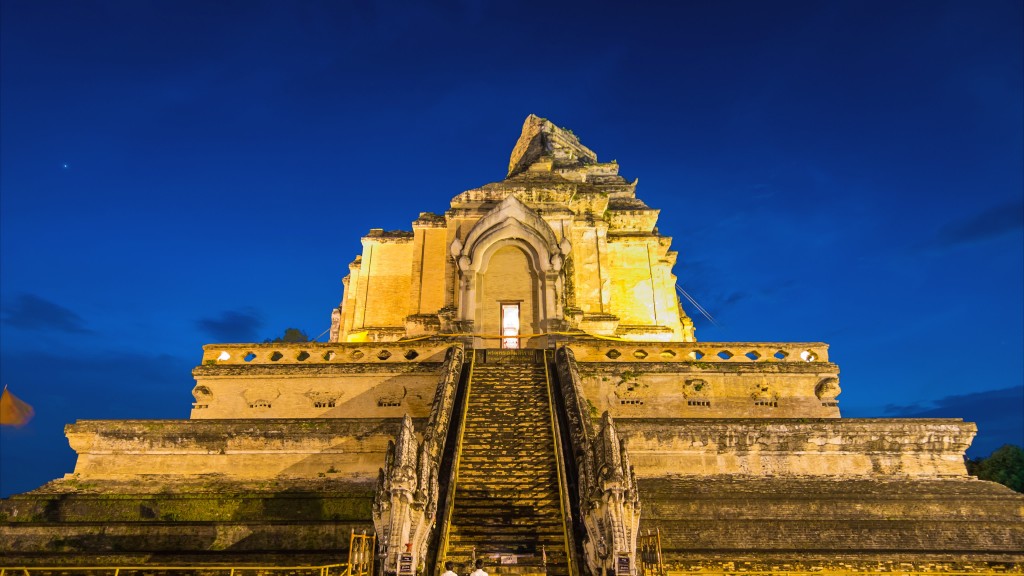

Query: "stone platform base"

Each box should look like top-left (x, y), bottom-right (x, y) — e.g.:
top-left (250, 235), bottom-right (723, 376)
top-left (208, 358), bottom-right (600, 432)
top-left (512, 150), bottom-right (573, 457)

top-left (0, 477), bottom-right (375, 565)
top-left (639, 475), bottom-right (1024, 566)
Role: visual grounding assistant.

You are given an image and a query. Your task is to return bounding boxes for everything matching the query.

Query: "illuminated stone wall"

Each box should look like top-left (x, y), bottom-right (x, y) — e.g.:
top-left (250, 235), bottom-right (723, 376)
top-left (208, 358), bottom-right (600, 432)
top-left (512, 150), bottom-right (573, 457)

top-left (65, 419), bottom-right (403, 480)
top-left (190, 341), bottom-right (453, 419)
top-left (409, 213), bottom-right (448, 320)
top-left (347, 230), bottom-right (415, 339)
top-left (619, 418), bottom-right (975, 478)
top-left (569, 340), bottom-right (841, 418)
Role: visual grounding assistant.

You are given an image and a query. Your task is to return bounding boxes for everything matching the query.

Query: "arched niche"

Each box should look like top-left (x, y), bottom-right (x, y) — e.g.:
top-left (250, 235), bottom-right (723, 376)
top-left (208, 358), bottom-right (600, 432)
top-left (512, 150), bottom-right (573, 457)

top-left (452, 195), bottom-right (570, 346)
top-left (476, 241), bottom-right (541, 339)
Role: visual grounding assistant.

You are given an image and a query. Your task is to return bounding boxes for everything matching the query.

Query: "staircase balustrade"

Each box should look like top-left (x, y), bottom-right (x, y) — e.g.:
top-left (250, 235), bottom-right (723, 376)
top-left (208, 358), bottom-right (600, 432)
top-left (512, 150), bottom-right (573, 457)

top-left (553, 346), bottom-right (641, 576)
top-left (372, 346), bottom-right (466, 576)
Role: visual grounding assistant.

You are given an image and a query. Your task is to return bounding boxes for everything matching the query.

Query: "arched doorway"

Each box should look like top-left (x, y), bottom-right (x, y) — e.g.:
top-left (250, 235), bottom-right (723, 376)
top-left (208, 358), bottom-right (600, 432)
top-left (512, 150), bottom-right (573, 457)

top-left (478, 243), bottom-right (540, 348)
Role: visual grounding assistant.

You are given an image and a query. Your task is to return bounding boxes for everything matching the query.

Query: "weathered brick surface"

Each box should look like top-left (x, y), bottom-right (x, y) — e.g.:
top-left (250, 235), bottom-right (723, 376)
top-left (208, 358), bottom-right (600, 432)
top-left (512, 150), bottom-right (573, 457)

top-left (61, 418), bottom-right (416, 480)
top-left (616, 418), bottom-right (975, 477)
top-left (574, 357), bottom-right (842, 419)
top-left (638, 476), bottom-right (1024, 564)
top-left (0, 478), bottom-right (374, 566)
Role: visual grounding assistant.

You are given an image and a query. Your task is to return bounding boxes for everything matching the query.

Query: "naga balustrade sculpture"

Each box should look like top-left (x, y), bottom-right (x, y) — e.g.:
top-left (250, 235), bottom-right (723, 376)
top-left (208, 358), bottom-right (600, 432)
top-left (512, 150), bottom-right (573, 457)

top-left (373, 346), bottom-right (464, 575)
top-left (556, 346), bottom-right (641, 576)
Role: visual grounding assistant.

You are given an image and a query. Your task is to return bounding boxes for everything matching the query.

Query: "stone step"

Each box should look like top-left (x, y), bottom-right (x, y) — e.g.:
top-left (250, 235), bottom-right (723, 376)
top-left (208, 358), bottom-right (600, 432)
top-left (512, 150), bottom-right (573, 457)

top-left (461, 438), bottom-right (549, 444)
top-left (465, 405), bottom-right (546, 409)
top-left (457, 471), bottom-right (557, 479)
top-left (458, 462), bottom-right (556, 469)
top-left (457, 476), bottom-right (557, 483)
top-left (460, 443), bottom-right (552, 449)
top-left (455, 480), bottom-right (559, 488)
top-left (456, 440), bottom-right (553, 449)
top-left (462, 434), bottom-right (549, 441)
top-left (455, 487), bottom-right (558, 495)
top-left (455, 486), bottom-right (558, 494)
top-left (457, 475), bottom-right (556, 484)
top-left (463, 424), bottom-right (550, 430)
top-left (471, 382), bottom-right (546, 386)
top-left (449, 502), bottom-right (563, 514)
top-left (458, 463), bottom-right (555, 471)
top-left (460, 440), bottom-right (551, 447)
top-left (465, 399), bottom-right (546, 403)
top-left (448, 532), bottom-right (567, 542)
top-left (454, 495), bottom-right (559, 504)
top-left (449, 522), bottom-right (565, 534)
top-left (460, 429), bottom-right (551, 437)
top-left (458, 468), bottom-right (556, 476)
top-left (463, 427), bottom-right (548, 433)
top-left (461, 429), bottom-right (552, 436)
top-left (465, 412), bottom-right (548, 419)
top-left (454, 490), bottom-right (560, 499)
top-left (447, 540), bottom-right (568, 553)
top-left (451, 510), bottom-right (562, 518)
top-left (454, 489), bottom-right (559, 498)
top-left (454, 491), bottom-right (560, 500)
top-left (464, 408), bottom-right (545, 413)
top-left (449, 521), bottom-right (563, 530)
top-left (446, 544), bottom-right (568, 556)
top-left (472, 379), bottom-right (547, 384)
top-left (455, 477), bottom-right (559, 485)
top-left (445, 550), bottom-right (567, 560)
top-left (458, 459), bottom-right (552, 469)
top-left (457, 480), bottom-right (557, 488)
top-left (447, 546), bottom-right (568, 560)
top-left (458, 454), bottom-right (555, 462)
top-left (446, 546), bottom-right (567, 557)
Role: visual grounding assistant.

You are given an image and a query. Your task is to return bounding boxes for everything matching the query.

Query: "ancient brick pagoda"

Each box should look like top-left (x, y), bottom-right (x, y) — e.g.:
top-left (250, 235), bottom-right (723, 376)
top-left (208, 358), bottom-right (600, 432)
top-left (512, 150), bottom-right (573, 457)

top-left (2, 116), bottom-right (1021, 573)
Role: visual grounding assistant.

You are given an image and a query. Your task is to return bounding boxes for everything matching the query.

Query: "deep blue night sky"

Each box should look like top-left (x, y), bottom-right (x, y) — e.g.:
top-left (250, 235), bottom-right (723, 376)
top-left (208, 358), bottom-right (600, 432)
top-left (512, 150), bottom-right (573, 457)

top-left (1, 1), bottom-right (1021, 497)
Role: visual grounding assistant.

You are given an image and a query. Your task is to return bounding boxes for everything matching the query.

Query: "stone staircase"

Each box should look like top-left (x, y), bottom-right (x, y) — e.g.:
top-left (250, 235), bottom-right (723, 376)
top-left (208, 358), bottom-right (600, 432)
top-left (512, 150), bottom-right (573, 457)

top-left (444, 350), bottom-right (572, 576)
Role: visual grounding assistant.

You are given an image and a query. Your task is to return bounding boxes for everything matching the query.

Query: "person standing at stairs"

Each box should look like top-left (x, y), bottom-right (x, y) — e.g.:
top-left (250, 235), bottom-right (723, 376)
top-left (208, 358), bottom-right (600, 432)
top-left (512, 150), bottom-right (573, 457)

top-left (441, 562), bottom-right (458, 576)
top-left (469, 559), bottom-right (488, 576)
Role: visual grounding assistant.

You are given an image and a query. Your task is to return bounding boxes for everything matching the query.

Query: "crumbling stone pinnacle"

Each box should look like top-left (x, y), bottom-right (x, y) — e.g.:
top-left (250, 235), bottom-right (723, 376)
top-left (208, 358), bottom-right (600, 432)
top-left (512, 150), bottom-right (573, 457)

top-left (507, 114), bottom-right (598, 178)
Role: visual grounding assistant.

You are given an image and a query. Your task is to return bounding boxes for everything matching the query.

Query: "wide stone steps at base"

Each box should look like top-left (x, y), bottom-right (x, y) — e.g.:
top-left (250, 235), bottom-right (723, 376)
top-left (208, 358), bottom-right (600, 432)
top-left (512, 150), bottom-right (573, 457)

top-left (445, 357), bottom-right (571, 576)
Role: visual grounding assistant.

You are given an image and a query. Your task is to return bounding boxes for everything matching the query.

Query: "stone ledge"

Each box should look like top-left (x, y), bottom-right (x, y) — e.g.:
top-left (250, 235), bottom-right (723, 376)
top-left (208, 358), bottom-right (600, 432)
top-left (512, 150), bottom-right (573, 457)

top-left (12, 475), bottom-right (376, 495)
top-left (1, 520), bottom-right (371, 556)
top-left (660, 559), bottom-right (1024, 571)
top-left (639, 476), bottom-right (1024, 563)
top-left (66, 418), bottom-right (421, 443)
top-left (1, 481), bottom-right (374, 523)
top-left (193, 362), bottom-right (444, 377)
top-left (63, 418), bottom-right (425, 481)
top-left (574, 361), bottom-right (839, 375)
top-left (199, 341), bottom-right (456, 365)
top-left (616, 418), bottom-right (976, 478)
top-left (566, 339), bottom-right (831, 363)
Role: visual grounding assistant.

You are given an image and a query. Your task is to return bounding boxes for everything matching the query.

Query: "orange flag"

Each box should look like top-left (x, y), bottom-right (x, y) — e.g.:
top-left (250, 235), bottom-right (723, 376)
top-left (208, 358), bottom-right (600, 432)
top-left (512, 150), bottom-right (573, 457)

top-left (0, 386), bottom-right (35, 427)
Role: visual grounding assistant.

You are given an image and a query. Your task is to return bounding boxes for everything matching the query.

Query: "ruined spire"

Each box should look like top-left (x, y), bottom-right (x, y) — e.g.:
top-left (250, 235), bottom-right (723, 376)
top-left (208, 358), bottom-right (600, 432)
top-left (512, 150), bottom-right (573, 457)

top-left (507, 114), bottom-right (598, 178)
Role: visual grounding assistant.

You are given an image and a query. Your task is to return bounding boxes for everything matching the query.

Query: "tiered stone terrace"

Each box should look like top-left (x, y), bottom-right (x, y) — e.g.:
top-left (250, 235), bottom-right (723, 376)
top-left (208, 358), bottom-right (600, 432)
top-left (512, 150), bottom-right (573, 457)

top-left (566, 339), bottom-right (841, 419)
top-left (191, 341), bottom-right (457, 419)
